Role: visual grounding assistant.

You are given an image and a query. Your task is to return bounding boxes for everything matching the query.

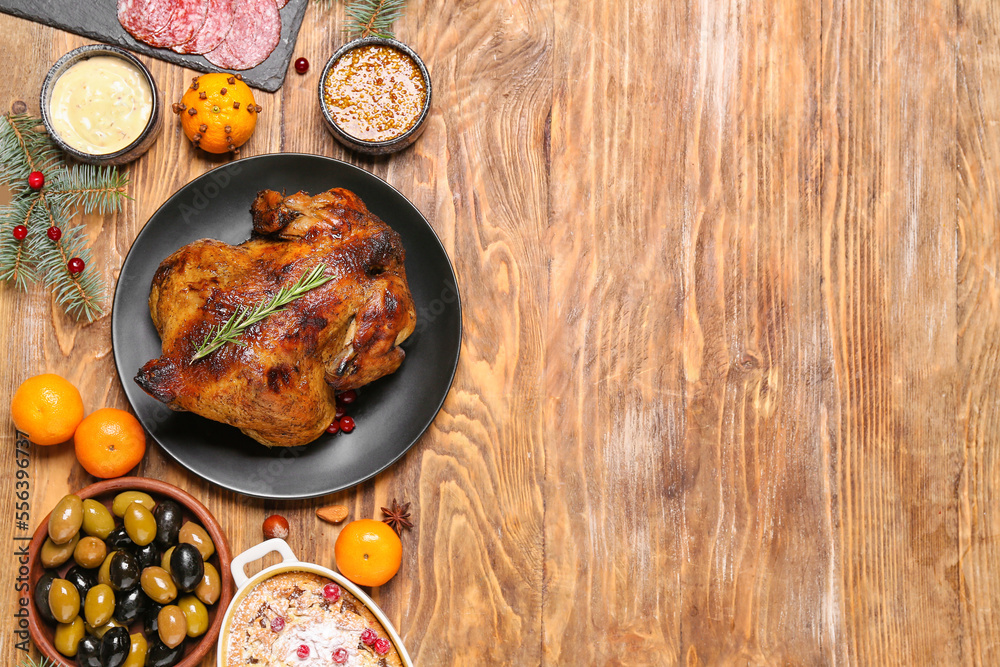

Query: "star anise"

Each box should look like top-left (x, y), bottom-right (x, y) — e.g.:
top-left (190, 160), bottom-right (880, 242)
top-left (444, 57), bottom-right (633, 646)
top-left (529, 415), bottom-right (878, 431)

top-left (381, 498), bottom-right (412, 535)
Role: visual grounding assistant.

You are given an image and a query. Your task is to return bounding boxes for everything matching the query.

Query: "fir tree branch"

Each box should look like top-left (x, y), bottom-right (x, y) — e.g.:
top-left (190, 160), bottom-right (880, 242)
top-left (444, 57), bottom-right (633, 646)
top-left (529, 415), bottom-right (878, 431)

top-left (0, 114), bottom-right (60, 184)
top-left (0, 204), bottom-right (35, 288)
top-left (192, 264), bottom-right (333, 361)
top-left (47, 165), bottom-right (130, 215)
top-left (33, 219), bottom-right (104, 322)
top-left (345, 0), bottom-right (406, 38)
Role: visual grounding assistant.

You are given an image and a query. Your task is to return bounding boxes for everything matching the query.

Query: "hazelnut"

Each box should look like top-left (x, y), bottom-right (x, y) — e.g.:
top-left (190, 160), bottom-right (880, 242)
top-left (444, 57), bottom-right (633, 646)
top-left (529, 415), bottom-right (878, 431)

top-left (262, 514), bottom-right (290, 540)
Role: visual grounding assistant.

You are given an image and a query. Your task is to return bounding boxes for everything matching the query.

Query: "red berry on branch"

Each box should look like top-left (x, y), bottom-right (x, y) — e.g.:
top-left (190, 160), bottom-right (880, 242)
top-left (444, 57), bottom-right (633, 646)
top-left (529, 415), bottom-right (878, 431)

top-left (68, 257), bottom-right (85, 274)
top-left (28, 171), bottom-right (44, 190)
top-left (47, 226), bottom-right (62, 241)
top-left (12, 225), bottom-right (27, 240)
top-left (294, 57), bottom-right (309, 74)
top-left (339, 416), bottom-right (355, 433)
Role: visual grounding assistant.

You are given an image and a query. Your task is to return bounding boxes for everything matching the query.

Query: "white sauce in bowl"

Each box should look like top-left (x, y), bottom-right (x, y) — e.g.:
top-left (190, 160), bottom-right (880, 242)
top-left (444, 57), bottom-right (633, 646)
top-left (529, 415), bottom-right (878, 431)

top-left (48, 55), bottom-right (152, 155)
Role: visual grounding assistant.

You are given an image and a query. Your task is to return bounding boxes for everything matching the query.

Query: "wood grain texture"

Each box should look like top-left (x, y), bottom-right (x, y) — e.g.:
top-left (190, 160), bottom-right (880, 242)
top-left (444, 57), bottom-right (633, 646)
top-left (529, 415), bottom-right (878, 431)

top-left (1, 0), bottom-right (1000, 664)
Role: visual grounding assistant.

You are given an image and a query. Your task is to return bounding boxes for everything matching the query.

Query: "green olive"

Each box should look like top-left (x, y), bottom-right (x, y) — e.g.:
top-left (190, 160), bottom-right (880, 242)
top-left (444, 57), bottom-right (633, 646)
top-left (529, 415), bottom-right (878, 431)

top-left (141, 566), bottom-right (178, 604)
top-left (98, 551), bottom-right (117, 587)
top-left (40, 532), bottom-right (80, 568)
top-left (112, 491), bottom-right (155, 517)
top-left (123, 632), bottom-right (148, 667)
top-left (156, 605), bottom-right (187, 649)
top-left (177, 594), bottom-right (209, 637)
top-left (83, 583), bottom-right (115, 627)
top-left (160, 546), bottom-right (175, 572)
top-left (84, 617), bottom-right (125, 638)
top-left (73, 535), bottom-right (108, 569)
top-left (48, 577), bottom-right (81, 623)
top-left (81, 499), bottom-right (115, 539)
top-left (178, 522), bottom-right (214, 560)
top-left (194, 562), bottom-right (221, 605)
top-left (48, 494), bottom-right (83, 545)
top-left (54, 616), bottom-right (85, 657)
top-left (124, 501), bottom-right (157, 546)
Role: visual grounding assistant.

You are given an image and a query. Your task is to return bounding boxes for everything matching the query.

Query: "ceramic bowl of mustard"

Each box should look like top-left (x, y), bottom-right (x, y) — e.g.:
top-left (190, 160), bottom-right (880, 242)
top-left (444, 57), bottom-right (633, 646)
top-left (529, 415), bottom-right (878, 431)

top-left (27, 477), bottom-right (232, 667)
top-left (40, 44), bottom-right (162, 166)
top-left (319, 37), bottom-right (432, 155)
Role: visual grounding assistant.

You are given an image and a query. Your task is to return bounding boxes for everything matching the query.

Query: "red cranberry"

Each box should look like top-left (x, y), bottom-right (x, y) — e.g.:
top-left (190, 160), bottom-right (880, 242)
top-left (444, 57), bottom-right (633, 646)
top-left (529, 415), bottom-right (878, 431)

top-left (294, 57), bottom-right (309, 74)
top-left (326, 420), bottom-right (340, 434)
top-left (271, 616), bottom-right (285, 632)
top-left (338, 389), bottom-right (357, 405)
top-left (335, 405), bottom-right (346, 419)
top-left (360, 628), bottom-right (377, 646)
top-left (339, 416), bottom-right (355, 433)
top-left (47, 226), bottom-right (61, 241)
top-left (373, 638), bottom-right (390, 655)
top-left (67, 257), bottom-right (85, 274)
top-left (323, 583), bottom-right (341, 602)
top-left (28, 170), bottom-right (44, 190)
top-left (296, 645), bottom-right (310, 659)
top-left (12, 225), bottom-right (27, 240)
top-left (332, 648), bottom-right (348, 663)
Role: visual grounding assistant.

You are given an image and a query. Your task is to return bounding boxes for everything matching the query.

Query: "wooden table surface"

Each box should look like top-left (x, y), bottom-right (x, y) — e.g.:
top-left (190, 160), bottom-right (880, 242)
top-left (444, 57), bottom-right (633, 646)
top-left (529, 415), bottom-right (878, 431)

top-left (1, 0), bottom-right (999, 664)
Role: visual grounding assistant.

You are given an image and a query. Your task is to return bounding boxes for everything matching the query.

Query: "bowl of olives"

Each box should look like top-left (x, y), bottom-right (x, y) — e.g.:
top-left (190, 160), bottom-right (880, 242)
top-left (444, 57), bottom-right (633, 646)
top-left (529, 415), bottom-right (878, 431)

top-left (27, 477), bottom-right (232, 667)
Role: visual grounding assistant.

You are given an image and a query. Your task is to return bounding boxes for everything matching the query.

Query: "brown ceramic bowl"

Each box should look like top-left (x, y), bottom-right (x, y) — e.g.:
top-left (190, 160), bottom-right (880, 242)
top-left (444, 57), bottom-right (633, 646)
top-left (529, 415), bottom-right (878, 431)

top-left (27, 477), bottom-right (232, 667)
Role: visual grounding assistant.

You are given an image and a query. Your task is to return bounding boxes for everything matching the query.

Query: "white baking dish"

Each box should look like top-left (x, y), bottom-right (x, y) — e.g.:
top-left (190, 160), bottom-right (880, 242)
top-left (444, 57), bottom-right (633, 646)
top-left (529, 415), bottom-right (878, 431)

top-left (217, 538), bottom-right (413, 666)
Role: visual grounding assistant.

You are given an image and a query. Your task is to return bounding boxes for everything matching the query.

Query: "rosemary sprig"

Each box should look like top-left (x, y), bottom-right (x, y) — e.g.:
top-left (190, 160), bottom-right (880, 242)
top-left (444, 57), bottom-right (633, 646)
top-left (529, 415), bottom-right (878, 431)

top-left (17, 657), bottom-right (56, 667)
top-left (192, 264), bottom-right (333, 362)
top-left (344, 0), bottom-right (406, 38)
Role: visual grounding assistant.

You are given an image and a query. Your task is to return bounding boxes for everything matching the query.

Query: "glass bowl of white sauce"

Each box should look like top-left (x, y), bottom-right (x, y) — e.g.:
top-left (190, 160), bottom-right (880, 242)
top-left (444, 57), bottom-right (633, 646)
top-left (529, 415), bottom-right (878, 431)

top-left (40, 44), bottom-right (161, 165)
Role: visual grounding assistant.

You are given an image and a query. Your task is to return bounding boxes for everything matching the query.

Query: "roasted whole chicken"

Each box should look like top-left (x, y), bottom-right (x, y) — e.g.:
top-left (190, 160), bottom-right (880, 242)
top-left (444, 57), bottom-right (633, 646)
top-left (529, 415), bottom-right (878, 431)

top-left (134, 187), bottom-right (417, 447)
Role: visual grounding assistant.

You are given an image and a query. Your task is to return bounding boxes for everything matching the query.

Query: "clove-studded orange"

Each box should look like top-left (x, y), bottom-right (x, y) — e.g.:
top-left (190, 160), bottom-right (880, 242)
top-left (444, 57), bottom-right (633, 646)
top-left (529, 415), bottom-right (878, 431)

top-left (173, 72), bottom-right (261, 154)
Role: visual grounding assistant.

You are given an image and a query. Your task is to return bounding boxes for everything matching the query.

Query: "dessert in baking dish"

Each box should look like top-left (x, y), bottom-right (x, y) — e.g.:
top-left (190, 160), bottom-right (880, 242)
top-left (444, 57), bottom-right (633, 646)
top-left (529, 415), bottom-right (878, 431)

top-left (225, 571), bottom-right (402, 666)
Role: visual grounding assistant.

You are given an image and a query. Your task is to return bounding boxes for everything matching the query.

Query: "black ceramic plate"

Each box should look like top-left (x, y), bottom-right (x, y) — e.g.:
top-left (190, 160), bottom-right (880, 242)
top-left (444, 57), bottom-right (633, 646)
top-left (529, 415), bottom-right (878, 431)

top-left (112, 154), bottom-right (461, 499)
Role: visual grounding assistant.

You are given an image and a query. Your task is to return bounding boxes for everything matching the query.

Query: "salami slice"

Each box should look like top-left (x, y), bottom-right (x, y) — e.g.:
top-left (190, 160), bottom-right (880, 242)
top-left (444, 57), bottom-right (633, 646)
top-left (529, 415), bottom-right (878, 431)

top-left (118, 0), bottom-right (174, 42)
top-left (173, 0), bottom-right (235, 54)
top-left (205, 0), bottom-right (281, 70)
top-left (145, 0), bottom-right (210, 49)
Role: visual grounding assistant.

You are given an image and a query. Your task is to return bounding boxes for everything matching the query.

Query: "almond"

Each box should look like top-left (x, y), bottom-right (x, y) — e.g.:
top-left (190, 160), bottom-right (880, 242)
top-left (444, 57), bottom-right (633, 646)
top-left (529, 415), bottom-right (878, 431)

top-left (316, 504), bottom-right (348, 524)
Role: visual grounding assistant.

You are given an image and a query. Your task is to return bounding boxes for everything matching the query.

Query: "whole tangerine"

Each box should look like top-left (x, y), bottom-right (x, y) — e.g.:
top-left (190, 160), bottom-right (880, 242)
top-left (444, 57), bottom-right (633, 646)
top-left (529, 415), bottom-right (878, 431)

top-left (175, 72), bottom-right (260, 154)
top-left (10, 373), bottom-right (84, 446)
top-left (334, 519), bottom-right (402, 587)
top-left (74, 408), bottom-right (147, 479)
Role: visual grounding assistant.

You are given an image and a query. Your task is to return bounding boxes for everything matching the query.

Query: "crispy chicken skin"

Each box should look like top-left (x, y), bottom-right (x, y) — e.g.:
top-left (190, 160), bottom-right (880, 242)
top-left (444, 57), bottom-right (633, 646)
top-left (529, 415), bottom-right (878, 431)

top-left (134, 188), bottom-right (416, 447)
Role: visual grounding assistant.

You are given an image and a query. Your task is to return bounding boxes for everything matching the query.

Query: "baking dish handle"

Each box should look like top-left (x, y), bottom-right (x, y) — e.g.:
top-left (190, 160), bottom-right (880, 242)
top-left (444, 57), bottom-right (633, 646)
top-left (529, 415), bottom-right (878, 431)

top-left (230, 538), bottom-right (299, 590)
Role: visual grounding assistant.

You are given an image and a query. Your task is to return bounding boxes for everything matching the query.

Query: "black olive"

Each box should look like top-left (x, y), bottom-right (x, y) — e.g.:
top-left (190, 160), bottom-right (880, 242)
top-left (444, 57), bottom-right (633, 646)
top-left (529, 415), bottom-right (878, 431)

top-left (100, 626), bottom-right (130, 667)
top-left (105, 525), bottom-right (137, 554)
top-left (154, 500), bottom-right (183, 548)
top-left (169, 543), bottom-right (204, 592)
top-left (135, 541), bottom-right (162, 570)
top-left (65, 565), bottom-right (96, 597)
top-left (76, 635), bottom-right (102, 667)
top-left (145, 639), bottom-right (185, 667)
top-left (33, 571), bottom-right (58, 624)
top-left (108, 551), bottom-right (140, 591)
top-left (113, 585), bottom-right (148, 624)
top-left (144, 601), bottom-right (163, 636)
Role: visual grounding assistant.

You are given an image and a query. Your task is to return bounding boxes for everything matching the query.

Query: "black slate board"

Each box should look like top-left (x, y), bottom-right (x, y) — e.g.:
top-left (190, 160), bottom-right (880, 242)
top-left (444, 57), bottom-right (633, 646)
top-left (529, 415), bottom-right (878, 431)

top-left (0, 0), bottom-right (308, 92)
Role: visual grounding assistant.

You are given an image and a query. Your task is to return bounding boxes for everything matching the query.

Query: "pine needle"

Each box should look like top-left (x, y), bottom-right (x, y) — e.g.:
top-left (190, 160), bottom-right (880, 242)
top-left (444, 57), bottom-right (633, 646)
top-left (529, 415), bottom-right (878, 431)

top-left (345, 0), bottom-right (406, 38)
top-left (192, 264), bottom-right (334, 361)
top-left (47, 165), bottom-right (130, 215)
top-left (0, 114), bottom-right (120, 321)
